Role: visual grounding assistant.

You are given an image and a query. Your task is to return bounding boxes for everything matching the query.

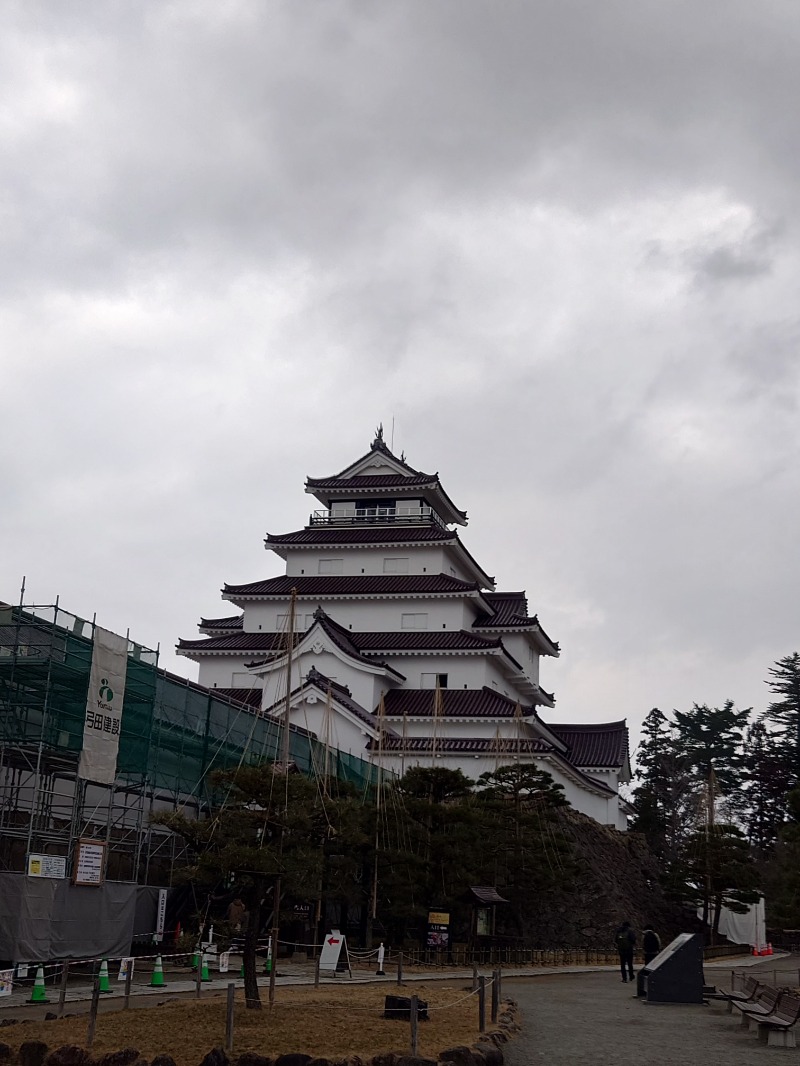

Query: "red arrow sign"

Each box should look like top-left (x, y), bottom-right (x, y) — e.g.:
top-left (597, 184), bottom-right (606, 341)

top-left (327, 937), bottom-right (340, 946)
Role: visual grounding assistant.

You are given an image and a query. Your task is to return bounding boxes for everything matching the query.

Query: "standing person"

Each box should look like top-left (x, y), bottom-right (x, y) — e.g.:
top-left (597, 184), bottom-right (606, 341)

top-left (642, 924), bottom-right (661, 965)
top-left (615, 920), bottom-right (636, 982)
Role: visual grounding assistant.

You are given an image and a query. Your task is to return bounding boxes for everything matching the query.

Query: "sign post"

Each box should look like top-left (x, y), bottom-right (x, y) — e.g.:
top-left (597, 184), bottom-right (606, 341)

top-left (318, 930), bottom-right (352, 977)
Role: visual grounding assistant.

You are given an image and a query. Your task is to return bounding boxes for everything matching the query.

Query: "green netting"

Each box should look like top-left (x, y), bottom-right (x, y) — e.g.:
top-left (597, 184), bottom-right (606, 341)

top-left (0, 606), bottom-right (384, 798)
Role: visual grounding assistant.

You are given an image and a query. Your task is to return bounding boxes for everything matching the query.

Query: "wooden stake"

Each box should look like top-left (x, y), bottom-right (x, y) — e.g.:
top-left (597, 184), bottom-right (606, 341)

top-left (225, 982), bottom-right (235, 1052)
top-left (397, 950), bottom-right (403, 985)
top-left (57, 960), bottom-right (70, 1018)
top-left (478, 975), bottom-right (486, 1033)
top-left (491, 969), bottom-right (499, 1022)
top-left (124, 963), bottom-right (133, 1010)
top-left (409, 995), bottom-right (419, 1057)
top-left (86, 979), bottom-right (101, 1050)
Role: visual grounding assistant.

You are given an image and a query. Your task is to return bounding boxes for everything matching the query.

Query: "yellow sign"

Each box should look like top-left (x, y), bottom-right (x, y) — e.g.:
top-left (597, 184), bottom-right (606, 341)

top-left (428, 911), bottom-right (450, 925)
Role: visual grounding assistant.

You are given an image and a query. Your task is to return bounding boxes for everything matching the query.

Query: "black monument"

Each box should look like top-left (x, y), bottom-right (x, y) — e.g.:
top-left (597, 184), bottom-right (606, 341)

top-left (636, 932), bottom-right (705, 1004)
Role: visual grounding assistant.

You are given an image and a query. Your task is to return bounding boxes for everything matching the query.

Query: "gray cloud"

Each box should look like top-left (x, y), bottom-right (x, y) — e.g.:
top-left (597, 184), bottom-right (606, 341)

top-left (3, 0), bottom-right (800, 755)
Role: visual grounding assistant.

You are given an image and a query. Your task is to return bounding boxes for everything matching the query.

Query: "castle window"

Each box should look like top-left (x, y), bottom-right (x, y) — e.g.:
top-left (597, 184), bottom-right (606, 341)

top-left (383, 557), bottom-right (409, 574)
top-left (401, 613), bottom-right (428, 630)
top-left (318, 558), bottom-right (343, 574)
top-left (421, 672), bottom-right (448, 689)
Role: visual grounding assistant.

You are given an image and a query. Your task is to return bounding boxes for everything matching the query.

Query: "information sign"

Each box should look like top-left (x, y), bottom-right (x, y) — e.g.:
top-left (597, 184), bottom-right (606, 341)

top-left (319, 929), bottom-right (351, 976)
top-left (0, 971), bottom-right (12, 998)
top-left (427, 910), bottom-right (450, 949)
top-left (73, 839), bottom-right (106, 885)
top-left (27, 854), bottom-right (67, 879)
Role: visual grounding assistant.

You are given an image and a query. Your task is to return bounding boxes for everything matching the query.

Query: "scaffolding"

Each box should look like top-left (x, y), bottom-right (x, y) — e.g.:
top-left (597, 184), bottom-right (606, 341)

top-left (0, 599), bottom-right (384, 887)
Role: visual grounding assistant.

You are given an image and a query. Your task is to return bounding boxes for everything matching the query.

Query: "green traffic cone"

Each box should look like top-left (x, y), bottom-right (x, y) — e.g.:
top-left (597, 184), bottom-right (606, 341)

top-left (150, 954), bottom-right (166, 988)
top-left (29, 965), bottom-right (49, 1004)
top-left (200, 951), bottom-right (211, 982)
top-left (264, 956), bottom-right (272, 975)
top-left (239, 961), bottom-right (244, 978)
top-left (98, 959), bottom-right (112, 993)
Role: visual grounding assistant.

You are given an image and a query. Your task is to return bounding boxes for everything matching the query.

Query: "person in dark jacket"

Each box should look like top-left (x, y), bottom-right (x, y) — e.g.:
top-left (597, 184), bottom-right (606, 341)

top-left (615, 920), bottom-right (636, 982)
top-left (642, 925), bottom-right (661, 965)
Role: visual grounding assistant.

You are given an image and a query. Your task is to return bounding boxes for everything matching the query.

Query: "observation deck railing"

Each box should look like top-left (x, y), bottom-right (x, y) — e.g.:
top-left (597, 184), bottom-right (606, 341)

top-left (309, 505), bottom-right (447, 528)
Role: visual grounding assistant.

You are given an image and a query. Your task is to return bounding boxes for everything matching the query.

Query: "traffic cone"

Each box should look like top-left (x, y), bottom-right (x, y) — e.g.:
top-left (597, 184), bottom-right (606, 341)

top-left (263, 956), bottom-right (272, 975)
top-left (29, 965), bottom-right (49, 1004)
top-left (200, 951), bottom-right (211, 982)
top-left (150, 955), bottom-right (166, 988)
top-left (98, 959), bottom-right (111, 993)
top-left (766, 943), bottom-right (774, 956)
top-left (239, 961), bottom-right (245, 978)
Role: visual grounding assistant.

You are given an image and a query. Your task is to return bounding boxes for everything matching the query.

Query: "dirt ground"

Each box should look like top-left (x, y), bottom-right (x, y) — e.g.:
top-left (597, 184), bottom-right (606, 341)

top-left (0, 982), bottom-right (483, 1065)
top-left (504, 957), bottom-right (800, 1066)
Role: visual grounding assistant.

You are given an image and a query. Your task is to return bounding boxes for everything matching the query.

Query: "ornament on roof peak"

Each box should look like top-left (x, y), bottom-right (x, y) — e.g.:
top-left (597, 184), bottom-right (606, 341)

top-left (371, 423), bottom-right (391, 455)
top-left (313, 605), bottom-right (328, 622)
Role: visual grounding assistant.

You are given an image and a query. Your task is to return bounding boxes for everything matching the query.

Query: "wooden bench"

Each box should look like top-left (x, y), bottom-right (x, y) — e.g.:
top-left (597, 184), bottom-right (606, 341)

top-left (709, 974), bottom-right (761, 1013)
top-left (733, 986), bottom-right (783, 1029)
top-left (750, 994), bottom-right (800, 1048)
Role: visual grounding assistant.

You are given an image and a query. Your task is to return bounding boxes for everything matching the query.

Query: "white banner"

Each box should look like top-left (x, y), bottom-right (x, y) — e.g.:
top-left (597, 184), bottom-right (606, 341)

top-left (78, 626), bottom-right (128, 784)
top-left (155, 888), bottom-right (168, 943)
top-left (0, 970), bottom-right (12, 998)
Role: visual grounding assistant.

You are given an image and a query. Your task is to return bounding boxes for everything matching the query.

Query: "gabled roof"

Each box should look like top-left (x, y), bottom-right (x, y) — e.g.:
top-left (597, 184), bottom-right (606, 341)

top-left (223, 574), bottom-right (483, 600)
top-left (379, 686), bottom-right (537, 720)
top-left (264, 666), bottom-right (398, 738)
top-left (245, 609), bottom-right (406, 682)
top-left (550, 721), bottom-right (630, 770)
top-left (305, 431), bottom-right (468, 525)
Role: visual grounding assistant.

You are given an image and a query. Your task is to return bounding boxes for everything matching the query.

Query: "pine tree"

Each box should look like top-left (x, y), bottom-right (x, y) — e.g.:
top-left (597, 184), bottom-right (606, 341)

top-left (630, 708), bottom-right (694, 864)
top-left (672, 700), bottom-right (750, 796)
top-left (742, 720), bottom-right (794, 851)
top-left (763, 653), bottom-right (800, 783)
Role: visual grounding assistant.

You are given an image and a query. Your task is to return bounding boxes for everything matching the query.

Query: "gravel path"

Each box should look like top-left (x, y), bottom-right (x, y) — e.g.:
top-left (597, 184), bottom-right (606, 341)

top-left (504, 957), bottom-right (800, 1066)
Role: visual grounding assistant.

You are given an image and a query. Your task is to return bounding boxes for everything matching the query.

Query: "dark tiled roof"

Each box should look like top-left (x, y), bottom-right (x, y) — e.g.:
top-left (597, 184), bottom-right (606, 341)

top-left (211, 687), bottom-right (262, 708)
top-left (266, 526), bottom-right (456, 546)
top-left (199, 614), bottom-right (243, 632)
top-left (367, 736), bottom-right (551, 754)
top-left (306, 474), bottom-right (439, 490)
top-left (223, 574), bottom-right (480, 598)
top-left (550, 721), bottom-right (629, 769)
top-left (473, 592), bottom-right (560, 651)
top-left (177, 633), bottom-right (298, 653)
top-left (470, 886), bottom-right (509, 905)
top-left (380, 687), bottom-right (536, 719)
top-left (352, 631), bottom-right (502, 653)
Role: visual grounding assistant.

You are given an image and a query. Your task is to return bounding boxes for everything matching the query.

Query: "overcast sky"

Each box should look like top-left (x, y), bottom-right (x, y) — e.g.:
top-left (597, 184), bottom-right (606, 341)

top-left (2, 1), bottom-right (799, 758)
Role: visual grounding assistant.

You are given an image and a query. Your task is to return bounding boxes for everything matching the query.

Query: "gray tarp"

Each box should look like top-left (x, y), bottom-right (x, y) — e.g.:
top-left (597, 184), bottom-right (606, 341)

top-left (0, 872), bottom-right (164, 963)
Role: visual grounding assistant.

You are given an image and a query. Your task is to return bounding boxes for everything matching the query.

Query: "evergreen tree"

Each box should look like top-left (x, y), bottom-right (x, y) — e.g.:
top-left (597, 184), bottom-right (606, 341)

top-left (742, 720), bottom-right (794, 851)
top-left (672, 700), bottom-right (750, 796)
top-left (630, 708), bottom-right (694, 864)
top-left (672, 823), bottom-right (760, 936)
top-left (763, 653), bottom-right (800, 783)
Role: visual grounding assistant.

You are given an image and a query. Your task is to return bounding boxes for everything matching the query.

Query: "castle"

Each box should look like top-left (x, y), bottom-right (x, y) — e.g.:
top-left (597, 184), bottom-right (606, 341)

top-left (178, 430), bottom-right (631, 827)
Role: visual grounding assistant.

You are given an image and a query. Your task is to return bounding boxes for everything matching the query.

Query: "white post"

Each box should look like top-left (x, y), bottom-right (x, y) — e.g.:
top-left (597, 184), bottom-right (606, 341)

top-left (376, 942), bottom-right (386, 976)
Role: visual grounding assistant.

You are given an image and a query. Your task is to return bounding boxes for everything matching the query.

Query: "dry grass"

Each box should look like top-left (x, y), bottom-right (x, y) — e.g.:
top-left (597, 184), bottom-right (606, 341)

top-left (4, 983), bottom-right (483, 1065)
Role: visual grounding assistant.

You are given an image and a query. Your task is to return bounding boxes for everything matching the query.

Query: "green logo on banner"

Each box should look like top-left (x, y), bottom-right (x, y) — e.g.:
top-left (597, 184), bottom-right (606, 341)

top-left (99, 677), bottom-right (114, 702)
